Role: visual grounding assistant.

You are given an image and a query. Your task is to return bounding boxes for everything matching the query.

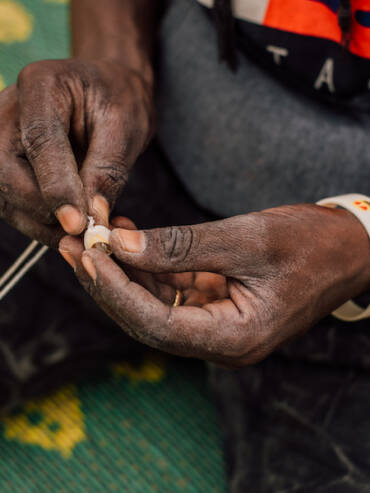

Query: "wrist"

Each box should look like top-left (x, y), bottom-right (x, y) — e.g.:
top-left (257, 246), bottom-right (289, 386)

top-left (318, 205), bottom-right (370, 307)
top-left (71, 0), bottom-right (157, 86)
top-left (74, 52), bottom-right (154, 87)
top-left (73, 33), bottom-right (154, 86)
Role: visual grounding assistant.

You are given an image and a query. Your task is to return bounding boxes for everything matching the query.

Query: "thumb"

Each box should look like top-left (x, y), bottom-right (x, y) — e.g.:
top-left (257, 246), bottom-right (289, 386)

top-left (109, 217), bottom-right (248, 274)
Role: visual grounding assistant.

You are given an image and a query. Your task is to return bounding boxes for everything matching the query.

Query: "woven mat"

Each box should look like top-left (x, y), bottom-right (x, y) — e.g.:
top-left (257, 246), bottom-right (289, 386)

top-left (0, 1), bottom-right (226, 491)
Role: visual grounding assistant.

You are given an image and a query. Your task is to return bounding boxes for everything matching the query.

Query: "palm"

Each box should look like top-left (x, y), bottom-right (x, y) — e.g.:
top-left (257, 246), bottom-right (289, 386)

top-left (122, 264), bottom-right (228, 307)
top-left (111, 217), bottom-right (228, 307)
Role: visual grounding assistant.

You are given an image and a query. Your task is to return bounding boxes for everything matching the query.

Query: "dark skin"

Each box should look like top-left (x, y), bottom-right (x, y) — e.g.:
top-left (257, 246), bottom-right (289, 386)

top-left (0, 0), bottom-right (159, 247)
top-left (60, 204), bottom-right (370, 369)
top-left (1, 0), bottom-right (370, 367)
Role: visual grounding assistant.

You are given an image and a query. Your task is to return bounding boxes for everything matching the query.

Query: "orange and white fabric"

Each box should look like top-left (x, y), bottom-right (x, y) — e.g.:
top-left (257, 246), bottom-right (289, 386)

top-left (197, 0), bottom-right (370, 58)
top-left (318, 194), bottom-right (370, 322)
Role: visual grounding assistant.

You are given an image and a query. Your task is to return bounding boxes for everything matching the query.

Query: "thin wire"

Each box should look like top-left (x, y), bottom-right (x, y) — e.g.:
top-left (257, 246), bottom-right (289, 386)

top-left (0, 240), bottom-right (40, 289)
top-left (0, 245), bottom-right (49, 301)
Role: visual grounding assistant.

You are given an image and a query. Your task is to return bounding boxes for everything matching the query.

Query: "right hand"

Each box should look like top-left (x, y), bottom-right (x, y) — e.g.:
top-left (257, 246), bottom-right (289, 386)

top-left (0, 58), bottom-right (154, 247)
top-left (63, 204), bottom-right (370, 368)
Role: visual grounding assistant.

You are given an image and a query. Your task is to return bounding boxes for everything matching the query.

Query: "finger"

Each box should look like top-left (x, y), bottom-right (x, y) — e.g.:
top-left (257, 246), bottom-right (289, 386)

top-left (0, 84), bottom-right (23, 157)
top-left (60, 229), bottom-right (176, 304)
top-left (120, 266), bottom-right (176, 306)
top-left (112, 216), bottom-right (178, 303)
top-left (0, 84), bottom-right (18, 115)
top-left (80, 120), bottom-right (129, 222)
top-left (183, 272), bottom-right (229, 307)
top-left (109, 216), bottom-right (254, 275)
top-left (58, 235), bottom-right (90, 280)
top-left (110, 216), bottom-right (137, 230)
top-left (79, 248), bottom-right (230, 358)
top-left (0, 90), bottom-right (55, 224)
top-left (110, 215), bottom-right (165, 296)
top-left (90, 195), bottom-right (110, 227)
top-left (154, 272), bottom-right (195, 290)
top-left (110, 217), bottom-right (176, 303)
top-left (0, 154), bottom-right (55, 224)
top-left (17, 64), bottom-right (87, 234)
top-left (0, 198), bottom-right (63, 248)
top-left (80, 110), bottom-right (147, 222)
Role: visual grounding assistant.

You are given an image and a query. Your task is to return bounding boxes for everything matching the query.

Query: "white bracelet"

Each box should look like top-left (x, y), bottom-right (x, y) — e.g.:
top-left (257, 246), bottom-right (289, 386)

top-left (317, 193), bottom-right (370, 322)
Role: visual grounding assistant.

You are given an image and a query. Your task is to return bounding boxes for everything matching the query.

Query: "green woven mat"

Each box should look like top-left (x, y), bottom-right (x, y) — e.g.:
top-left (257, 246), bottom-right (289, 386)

top-left (0, 1), bottom-right (227, 491)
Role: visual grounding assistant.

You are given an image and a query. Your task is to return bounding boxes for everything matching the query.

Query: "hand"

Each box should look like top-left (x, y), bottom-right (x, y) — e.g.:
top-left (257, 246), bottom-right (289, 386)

top-left (0, 58), bottom-right (154, 246)
top-left (61, 204), bottom-right (370, 368)
top-left (60, 216), bottom-right (228, 328)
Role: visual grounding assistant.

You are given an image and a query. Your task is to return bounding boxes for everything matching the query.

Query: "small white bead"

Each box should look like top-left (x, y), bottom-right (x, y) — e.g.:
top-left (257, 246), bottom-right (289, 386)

top-left (84, 224), bottom-right (111, 250)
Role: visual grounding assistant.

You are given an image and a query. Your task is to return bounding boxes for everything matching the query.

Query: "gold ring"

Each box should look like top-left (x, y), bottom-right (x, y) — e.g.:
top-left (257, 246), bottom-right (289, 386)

top-left (173, 289), bottom-right (183, 307)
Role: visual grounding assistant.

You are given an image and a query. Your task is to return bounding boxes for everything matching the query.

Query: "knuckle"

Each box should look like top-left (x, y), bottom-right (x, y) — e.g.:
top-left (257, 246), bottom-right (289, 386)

top-left (54, 69), bottom-right (80, 91)
top-left (39, 172), bottom-right (69, 205)
top-left (21, 121), bottom-right (59, 161)
top-left (130, 99), bottom-right (151, 132)
top-left (18, 61), bottom-right (57, 87)
top-left (17, 63), bottom-right (37, 84)
top-left (31, 207), bottom-right (55, 225)
top-left (0, 195), bottom-right (8, 218)
top-left (94, 161), bottom-right (128, 200)
top-left (106, 103), bottom-right (124, 121)
top-left (40, 210), bottom-right (57, 225)
top-left (159, 226), bottom-right (196, 264)
top-left (0, 168), bottom-right (10, 210)
top-left (0, 183), bottom-right (8, 196)
top-left (0, 169), bottom-right (9, 197)
top-left (18, 63), bottom-right (46, 88)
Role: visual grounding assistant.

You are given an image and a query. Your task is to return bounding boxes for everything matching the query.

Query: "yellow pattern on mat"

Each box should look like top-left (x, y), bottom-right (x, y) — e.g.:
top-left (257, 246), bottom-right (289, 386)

top-left (2, 385), bottom-right (86, 458)
top-left (0, 1), bottom-right (33, 44)
top-left (113, 354), bottom-right (166, 384)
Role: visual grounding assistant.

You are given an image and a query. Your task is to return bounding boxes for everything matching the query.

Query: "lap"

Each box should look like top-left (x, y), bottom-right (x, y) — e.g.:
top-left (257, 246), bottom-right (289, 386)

top-left (210, 356), bottom-right (370, 492)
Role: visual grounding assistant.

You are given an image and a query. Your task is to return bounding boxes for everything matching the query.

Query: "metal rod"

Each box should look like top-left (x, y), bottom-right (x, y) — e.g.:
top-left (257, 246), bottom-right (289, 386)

top-left (0, 245), bottom-right (49, 301)
top-left (0, 240), bottom-right (40, 289)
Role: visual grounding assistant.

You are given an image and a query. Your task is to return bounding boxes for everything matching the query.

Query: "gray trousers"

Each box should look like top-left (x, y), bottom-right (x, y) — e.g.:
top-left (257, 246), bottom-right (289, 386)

top-left (157, 2), bottom-right (370, 492)
top-left (157, 0), bottom-right (370, 218)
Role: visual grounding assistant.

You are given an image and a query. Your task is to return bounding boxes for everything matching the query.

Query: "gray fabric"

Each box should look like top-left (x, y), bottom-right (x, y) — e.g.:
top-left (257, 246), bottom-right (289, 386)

top-left (209, 357), bottom-right (370, 493)
top-left (157, 0), bottom-right (370, 217)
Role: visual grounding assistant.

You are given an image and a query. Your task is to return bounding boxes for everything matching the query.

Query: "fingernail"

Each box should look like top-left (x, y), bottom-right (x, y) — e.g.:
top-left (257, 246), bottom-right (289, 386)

top-left (56, 205), bottom-right (85, 234)
top-left (82, 254), bottom-right (97, 282)
top-left (92, 195), bottom-right (109, 225)
top-left (116, 229), bottom-right (145, 253)
top-left (59, 249), bottom-right (76, 271)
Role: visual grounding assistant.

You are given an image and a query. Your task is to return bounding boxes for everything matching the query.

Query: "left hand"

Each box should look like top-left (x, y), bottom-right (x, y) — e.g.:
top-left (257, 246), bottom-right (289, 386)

top-left (0, 58), bottom-right (154, 246)
top-left (60, 204), bottom-right (370, 368)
